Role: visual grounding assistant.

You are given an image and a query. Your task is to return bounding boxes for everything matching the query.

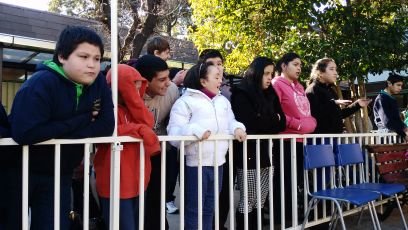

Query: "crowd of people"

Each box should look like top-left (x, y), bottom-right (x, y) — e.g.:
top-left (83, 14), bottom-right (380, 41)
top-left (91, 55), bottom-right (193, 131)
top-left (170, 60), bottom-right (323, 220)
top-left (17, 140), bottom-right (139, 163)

top-left (0, 25), bottom-right (405, 230)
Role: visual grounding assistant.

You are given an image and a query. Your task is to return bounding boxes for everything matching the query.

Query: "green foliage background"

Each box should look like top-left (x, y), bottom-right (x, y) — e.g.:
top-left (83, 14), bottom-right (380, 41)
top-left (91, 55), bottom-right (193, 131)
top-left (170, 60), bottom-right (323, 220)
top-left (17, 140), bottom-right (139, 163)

top-left (189, 0), bottom-right (408, 83)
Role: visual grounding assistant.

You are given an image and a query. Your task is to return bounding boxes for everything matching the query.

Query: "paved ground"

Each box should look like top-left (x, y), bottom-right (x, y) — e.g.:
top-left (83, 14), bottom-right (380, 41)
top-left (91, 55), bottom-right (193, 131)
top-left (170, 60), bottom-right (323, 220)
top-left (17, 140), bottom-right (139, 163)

top-left (344, 206), bottom-right (407, 230)
top-left (167, 187), bottom-right (408, 230)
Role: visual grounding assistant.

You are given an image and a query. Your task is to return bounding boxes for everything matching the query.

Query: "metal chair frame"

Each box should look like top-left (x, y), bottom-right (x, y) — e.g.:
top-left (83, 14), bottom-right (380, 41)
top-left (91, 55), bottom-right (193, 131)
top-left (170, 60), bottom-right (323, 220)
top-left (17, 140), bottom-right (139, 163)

top-left (302, 144), bottom-right (382, 230)
top-left (335, 143), bottom-right (408, 230)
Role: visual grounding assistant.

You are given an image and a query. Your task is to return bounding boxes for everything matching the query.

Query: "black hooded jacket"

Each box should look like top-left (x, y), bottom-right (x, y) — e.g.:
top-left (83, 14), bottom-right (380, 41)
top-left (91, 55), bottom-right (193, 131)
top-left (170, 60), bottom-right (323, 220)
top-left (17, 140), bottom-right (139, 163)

top-left (306, 80), bottom-right (361, 134)
top-left (0, 104), bottom-right (22, 171)
top-left (231, 79), bottom-right (286, 169)
top-left (0, 104), bottom-right (9, 137)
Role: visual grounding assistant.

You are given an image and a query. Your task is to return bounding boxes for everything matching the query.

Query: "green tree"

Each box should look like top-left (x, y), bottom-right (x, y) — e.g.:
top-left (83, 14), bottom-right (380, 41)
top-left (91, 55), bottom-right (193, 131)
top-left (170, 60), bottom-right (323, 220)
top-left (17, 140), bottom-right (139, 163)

top-left (189, 0), bottom-right (407, 132)
top-left (189, 0), bottom-right (407, 77)
top-left (49, 0), bottom-right (191, 60)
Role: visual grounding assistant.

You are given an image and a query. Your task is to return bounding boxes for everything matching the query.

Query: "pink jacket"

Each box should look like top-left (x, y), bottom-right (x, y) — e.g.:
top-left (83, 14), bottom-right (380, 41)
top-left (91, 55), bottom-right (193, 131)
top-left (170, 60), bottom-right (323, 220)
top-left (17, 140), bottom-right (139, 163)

top-left (272, 76), bottom-right (316, 134)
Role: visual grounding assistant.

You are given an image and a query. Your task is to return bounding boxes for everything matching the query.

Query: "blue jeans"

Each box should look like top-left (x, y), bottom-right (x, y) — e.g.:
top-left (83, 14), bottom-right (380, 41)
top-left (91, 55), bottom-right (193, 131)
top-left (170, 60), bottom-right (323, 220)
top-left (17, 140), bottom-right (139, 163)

top-left (6, 170), bottom-right (72, 230)
top-left (100, 197), bottom-right (140, 230)
top-left (185, 165), bottom-right (223, 230)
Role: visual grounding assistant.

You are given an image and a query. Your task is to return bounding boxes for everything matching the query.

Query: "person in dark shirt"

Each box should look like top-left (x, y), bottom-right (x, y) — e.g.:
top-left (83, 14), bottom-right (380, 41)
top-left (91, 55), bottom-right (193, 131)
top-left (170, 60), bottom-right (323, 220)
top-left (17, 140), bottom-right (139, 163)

top-left (306, 57), bottom-right (370, 134)
top-left (0, 104), bottom-right (9, 138)
top-left (0, 104), bottom-right (10, 230)
top-left (231, 57), bottom-right (286, 229)
top-left (199, 49), bottom-right (232, 100)
top-left (147, 36), bottom-right (187, 87)
top-left (305, 57), bottom-right (371, 229)
top-left (7, 26), bottom-right (114, 230)
top-left (373, 73), bottom-right (407, 140)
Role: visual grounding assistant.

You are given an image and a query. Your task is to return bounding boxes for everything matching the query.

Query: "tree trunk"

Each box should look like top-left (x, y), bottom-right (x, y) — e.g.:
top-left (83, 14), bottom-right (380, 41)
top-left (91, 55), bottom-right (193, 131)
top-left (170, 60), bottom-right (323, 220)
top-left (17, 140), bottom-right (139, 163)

top-left (119, 0), bottom-right (141, 61)
top-left (348, 79), bottom-right (358, 133)
top-left (131, 14), bottom-right (159, 58)
top-left (166, 20), bottom-right (172, 36)
top-left (354, 114), bottom-right (363, 133)
top-left (120, 16), bottom-right (140, 61)
top-left (357, 78), bottom-right (371, 133)
top-left (335, 83), bottom-right (354, 133)
top-left (130, 0), bottom-right (162, 58)
top-left (97, 0), bottom-right (111, 31)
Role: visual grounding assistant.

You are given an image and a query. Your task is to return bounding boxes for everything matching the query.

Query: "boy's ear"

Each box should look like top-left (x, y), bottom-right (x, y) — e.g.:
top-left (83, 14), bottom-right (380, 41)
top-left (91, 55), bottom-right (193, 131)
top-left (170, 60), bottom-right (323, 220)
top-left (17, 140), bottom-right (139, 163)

top-left (153, 50), bottom-right (161, 56)
top-left (387, 81), bottom-right (392, 87)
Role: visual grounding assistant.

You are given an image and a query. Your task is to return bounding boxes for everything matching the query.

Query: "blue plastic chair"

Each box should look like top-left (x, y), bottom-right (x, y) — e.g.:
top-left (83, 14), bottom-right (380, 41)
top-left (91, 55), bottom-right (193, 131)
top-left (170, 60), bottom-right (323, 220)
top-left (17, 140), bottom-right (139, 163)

top-left (335, 143), bottom-right (408, 230)
top-left (302, 144), bottom-right (382, 230)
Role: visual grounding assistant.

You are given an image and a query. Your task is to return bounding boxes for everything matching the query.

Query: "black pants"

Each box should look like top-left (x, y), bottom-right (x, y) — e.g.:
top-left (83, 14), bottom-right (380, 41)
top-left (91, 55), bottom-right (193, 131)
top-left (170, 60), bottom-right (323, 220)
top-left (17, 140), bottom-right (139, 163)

top-left (5, 169), bottom-right (72, 230)
top-left (71, 177), bottom-right (105, 230)
top-left (144, 155), bottom-right (169, 230)
top-left (165, 146), bottom-right (179, 203)
top-left (0, 170), bottom-right (9, 230)
top-left (273, 141), bottom-right (304, 227)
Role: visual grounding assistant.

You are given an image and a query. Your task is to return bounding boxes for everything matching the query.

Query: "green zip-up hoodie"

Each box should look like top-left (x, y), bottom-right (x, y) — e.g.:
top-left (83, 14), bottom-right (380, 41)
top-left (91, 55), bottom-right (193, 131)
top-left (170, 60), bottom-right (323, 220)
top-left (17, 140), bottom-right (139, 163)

top-left (44, 60), bottom-right (84, 108)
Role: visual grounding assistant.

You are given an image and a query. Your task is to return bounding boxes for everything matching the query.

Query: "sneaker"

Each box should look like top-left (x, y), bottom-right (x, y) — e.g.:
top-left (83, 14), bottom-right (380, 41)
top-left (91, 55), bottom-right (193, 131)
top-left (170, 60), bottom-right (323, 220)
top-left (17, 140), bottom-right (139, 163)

top-left (166, 201), bottom-right (179, 214)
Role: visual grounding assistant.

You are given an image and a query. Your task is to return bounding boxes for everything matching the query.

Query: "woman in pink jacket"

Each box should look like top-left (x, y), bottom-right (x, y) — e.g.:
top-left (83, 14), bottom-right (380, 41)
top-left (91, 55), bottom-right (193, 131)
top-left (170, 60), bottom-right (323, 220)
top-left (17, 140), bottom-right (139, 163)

top-left (271, 52), bottom-right (316, 227)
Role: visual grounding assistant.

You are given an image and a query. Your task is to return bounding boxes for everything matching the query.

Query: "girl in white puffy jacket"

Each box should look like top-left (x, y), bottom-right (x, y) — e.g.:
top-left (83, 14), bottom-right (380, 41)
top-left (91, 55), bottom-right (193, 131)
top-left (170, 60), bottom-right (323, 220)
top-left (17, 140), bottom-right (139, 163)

top-left (167, 62), bottom-right (246, 230)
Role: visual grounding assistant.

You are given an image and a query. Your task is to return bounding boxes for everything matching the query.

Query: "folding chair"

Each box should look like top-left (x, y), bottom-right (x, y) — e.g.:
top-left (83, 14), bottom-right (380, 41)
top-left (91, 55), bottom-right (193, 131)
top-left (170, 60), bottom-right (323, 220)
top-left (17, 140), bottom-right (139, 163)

top-left (335, 143), bottom-right (408, 230)
top-left (302, 144), bottom-right (382, 230)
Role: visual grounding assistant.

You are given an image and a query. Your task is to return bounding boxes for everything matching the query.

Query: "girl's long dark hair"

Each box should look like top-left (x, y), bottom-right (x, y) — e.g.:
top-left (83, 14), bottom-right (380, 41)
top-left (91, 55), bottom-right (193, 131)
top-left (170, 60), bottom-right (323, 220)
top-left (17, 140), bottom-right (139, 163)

top-left (244, 57), bottom-right (275, 89)
top-left (239, 57), bottom-right (277, 115)
top-left (276, 52), bottom-right (300, 75)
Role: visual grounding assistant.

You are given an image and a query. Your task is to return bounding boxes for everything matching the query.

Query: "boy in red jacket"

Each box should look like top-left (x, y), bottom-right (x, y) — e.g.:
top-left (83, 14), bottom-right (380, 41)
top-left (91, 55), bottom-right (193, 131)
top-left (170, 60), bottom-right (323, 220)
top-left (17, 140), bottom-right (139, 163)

top-left (94, 64), bottom-right (160, 229)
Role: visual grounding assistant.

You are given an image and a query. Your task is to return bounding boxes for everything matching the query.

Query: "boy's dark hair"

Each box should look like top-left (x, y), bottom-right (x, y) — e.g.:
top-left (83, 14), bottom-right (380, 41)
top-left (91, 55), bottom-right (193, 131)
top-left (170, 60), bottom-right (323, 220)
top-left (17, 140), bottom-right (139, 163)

top-left (276, 52), bottom-right (301, 74)
top-left (387, 73), bottom-right (404, 86)
top-left (184, 62), bottom-right (214, 90)
top-left (132, 55), bottom-right (168, 82)
top-left (53, 26), bottom-right (104, 65)
top-left (244, 57), bottom-right (275, 89)
top-left (147, 36), bottom-right (170, 54)
top-left (198, 49), bottom-right (224, 63)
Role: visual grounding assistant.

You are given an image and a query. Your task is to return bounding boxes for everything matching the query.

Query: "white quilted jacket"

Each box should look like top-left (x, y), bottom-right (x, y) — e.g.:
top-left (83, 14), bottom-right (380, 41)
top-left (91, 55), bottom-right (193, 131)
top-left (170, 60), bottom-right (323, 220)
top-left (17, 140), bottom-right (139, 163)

top-left (167, 88), bottom-right (245, 167)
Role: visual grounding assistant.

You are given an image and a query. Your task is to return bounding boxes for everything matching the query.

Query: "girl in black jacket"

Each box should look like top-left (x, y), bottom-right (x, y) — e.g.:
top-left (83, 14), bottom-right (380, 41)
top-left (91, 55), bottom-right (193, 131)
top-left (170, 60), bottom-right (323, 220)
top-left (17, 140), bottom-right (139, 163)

top-left (305, 58), bottom-right (371, 229)
top-left (231, 57), bottom-right (286, 229)
top-left (305, 58), bottom-right (370, 134)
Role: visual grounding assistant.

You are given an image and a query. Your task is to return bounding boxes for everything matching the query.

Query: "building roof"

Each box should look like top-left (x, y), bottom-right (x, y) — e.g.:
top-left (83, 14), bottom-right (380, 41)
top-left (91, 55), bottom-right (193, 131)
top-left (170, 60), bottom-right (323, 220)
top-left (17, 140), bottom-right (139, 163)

top-left (0, 2), bottom-right (102, 43)
top-left (0, 2), bottom-right (198, 76)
